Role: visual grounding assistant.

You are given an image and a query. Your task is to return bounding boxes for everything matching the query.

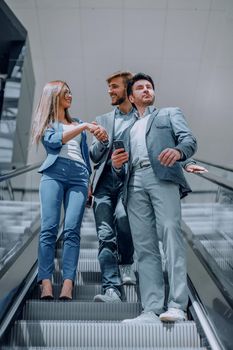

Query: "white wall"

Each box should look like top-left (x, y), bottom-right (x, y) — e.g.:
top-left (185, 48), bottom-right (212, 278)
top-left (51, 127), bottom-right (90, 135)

top-left (5, 0), bottom-right (233, 173)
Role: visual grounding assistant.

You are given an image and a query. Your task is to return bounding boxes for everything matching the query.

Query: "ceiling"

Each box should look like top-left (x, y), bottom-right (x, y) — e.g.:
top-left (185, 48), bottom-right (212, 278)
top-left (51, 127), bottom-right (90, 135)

top-left (4, 0), bottom-right (233, 165)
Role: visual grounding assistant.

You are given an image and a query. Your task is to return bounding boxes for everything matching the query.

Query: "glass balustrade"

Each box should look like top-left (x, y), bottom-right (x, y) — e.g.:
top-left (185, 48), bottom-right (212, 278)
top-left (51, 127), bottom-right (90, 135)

top-left (182, 167), bottom-right (233, 306)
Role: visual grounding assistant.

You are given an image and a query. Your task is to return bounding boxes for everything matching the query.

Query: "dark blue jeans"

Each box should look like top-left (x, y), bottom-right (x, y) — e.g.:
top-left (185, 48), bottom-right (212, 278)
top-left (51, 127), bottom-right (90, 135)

top-left (93, 167), bottom-right (134, 294)
top-left (38, 157), bottom-right (89, 283)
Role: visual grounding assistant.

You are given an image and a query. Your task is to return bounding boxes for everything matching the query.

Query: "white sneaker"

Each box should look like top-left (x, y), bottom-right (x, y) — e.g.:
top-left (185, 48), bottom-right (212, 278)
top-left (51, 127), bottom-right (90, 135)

top-left (159, 308), bottom-right (186, 322)
top-left (122, 311), bottom-right (161, 323)
top-left (93, 288), bottom-right (121, 303)
top-left (119, 265), bottom-right (136, 285)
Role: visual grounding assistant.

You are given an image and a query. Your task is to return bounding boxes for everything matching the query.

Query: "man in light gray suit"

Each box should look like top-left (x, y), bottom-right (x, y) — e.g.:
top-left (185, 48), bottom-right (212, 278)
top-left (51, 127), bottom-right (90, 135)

top-left (90, 71), bottom-right (137, 302)
top-left (112, 73), bottom-right (197, 322)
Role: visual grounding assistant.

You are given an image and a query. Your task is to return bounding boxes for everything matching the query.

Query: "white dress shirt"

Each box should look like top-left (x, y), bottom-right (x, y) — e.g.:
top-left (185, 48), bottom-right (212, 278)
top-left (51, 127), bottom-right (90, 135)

top-left (130, 113), bottom-right (151, 167)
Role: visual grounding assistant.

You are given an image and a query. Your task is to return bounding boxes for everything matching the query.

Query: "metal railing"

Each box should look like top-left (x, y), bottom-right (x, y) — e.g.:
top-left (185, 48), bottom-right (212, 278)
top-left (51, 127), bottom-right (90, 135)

top-left (0, 162), bottom-right (41, 182)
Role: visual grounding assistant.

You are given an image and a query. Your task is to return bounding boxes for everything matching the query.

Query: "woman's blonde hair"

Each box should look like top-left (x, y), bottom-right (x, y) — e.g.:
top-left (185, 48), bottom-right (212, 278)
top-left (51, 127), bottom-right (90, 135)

top-left (32, 80), bottom-right (72, 144)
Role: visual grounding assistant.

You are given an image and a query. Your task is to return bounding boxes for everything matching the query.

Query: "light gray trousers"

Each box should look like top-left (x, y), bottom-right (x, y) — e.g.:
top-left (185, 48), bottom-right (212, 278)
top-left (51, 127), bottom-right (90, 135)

top-left (127, 166), bottom-right (188, 314)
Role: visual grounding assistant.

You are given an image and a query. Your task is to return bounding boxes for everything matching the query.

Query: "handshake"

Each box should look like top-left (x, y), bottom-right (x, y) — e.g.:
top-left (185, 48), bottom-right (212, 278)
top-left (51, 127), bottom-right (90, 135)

top-left (84, 122), bottom-right (108, 143)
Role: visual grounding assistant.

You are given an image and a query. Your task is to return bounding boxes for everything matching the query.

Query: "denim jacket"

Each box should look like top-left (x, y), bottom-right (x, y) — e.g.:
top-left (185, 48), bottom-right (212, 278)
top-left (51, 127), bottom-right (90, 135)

top-left (38, 118), bottom-right (91, 174)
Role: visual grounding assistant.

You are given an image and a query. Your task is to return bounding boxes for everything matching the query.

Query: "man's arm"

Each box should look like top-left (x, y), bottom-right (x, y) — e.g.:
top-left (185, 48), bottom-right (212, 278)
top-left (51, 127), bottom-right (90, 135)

top-left (90, 137), bottom-right (109, 164)
top-left (89, 116), bottom-right (109, 164)
top-left (182, 159), bottom-right (208, 173)
top-left (158, 108), bottom-right (197, 167)
top-left (169, 107), bottom-right (197, 160)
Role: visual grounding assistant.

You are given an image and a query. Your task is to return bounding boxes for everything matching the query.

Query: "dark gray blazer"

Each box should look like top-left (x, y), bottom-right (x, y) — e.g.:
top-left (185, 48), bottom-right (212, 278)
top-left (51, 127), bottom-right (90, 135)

top-left (121, 106), bottom-right (197, 202)
top-left (89, 110), bottom-right (116, 193)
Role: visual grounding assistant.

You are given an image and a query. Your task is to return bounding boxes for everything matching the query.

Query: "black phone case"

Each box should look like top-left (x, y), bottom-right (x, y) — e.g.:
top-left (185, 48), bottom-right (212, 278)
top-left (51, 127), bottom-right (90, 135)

top-left (113, 140), bottom-right (125, 150)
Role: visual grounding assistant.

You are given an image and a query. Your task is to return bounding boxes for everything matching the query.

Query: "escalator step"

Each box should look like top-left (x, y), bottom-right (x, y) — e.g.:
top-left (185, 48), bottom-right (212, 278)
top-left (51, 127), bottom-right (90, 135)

top-left (1, 347), bottom-right (207, 350)
top-left (81, 233), bottom-right (97, 241)
top-left (56, 248), bottom-right (98, 259)
top-left (201, 240), bottom-right (233, 249)
top-left (7, 321), bottom-right (201, 348)
top-left (56, 241), bottom-right (99, 249)
top-left (57, 232), bottom-right (97, 243)
top-left (81, 241), bottom-right (99, 248)
top-left (81, 225), bottom-right (96, 231)
top-left (55, 259), bottom-right (138, 273)
top-left (22, 301), bottom-right (141, 321)
top-left (77, 259), bottom-right (101, 272)
top-left (53, 271), bottom-right (102, 284)
top-left (31, 284), bottom-right (139, 302)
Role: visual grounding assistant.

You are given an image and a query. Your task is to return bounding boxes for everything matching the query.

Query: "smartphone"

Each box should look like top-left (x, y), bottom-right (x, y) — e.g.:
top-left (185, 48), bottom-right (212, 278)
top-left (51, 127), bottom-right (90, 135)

top-left (113, 140), bottom-right (125, 152)
top-left (86, 195), bottom-right (94, 208)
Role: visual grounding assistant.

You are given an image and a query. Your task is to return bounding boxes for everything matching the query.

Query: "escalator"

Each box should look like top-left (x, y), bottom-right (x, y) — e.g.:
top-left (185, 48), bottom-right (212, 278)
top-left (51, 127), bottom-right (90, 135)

top-left (0, 160), bottom-right (232, 349)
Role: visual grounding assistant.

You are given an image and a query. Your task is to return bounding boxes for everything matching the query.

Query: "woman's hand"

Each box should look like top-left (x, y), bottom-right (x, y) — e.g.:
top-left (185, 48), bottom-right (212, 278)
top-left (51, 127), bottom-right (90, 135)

top-left (84, 122), bottom-right (98, 133)
top-left (84, 122), bottom-right (108, 142)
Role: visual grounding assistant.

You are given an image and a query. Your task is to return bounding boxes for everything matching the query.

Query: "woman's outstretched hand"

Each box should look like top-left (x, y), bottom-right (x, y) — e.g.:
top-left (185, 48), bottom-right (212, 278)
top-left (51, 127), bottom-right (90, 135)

top-left (84, 122), bottom-right (98, 133)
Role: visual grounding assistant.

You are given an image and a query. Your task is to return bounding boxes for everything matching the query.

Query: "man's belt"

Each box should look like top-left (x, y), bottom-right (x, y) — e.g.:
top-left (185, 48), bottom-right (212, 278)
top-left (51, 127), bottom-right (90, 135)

top-left (133, 160), bottom-right (151, 171)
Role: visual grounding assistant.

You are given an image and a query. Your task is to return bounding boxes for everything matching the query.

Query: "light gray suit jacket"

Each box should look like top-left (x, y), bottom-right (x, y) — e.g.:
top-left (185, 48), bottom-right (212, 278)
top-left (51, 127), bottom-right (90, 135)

top-left (121, 106), bottom-right (197, 203)
top-left (90, 107), bottom-right (197, 196)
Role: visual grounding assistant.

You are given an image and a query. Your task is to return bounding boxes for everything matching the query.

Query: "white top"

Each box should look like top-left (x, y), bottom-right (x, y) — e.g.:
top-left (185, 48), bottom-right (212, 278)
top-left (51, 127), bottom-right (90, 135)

top-left (130, 113), bottom-right (151, 167)
top-left (59, 123), bottom-right (85, 165)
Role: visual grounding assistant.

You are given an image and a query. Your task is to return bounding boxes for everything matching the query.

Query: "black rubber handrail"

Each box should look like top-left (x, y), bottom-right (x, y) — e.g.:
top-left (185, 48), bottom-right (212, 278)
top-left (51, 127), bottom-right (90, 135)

top-left (194, 158), bottom-right (233, 172)
top-left (196, 171), bottom-right (233, 191)
top-left (0, 162), bottom-right (41, 182)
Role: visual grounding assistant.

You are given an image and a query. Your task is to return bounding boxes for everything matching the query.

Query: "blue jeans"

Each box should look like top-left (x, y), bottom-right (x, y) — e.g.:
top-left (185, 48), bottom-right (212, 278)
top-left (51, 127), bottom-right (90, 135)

top-left (93, 166), bottom-right (134, 294)
top-left (37, 157), bottom-right (89, 283)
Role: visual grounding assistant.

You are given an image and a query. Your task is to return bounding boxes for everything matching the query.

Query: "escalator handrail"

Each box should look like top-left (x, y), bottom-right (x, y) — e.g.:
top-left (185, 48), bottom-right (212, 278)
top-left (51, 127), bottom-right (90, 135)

top-left (194, 158), bottom-right (233, 172)
top-left (0, 162), bottom-right (41, 182)
top-left (0, 225), bottom-right (64, 340)
top-left (195, 171), bottom-right (233, 191)
top-left (1, 163), bottom-right (232, 192)
top-left (188, 276), bottom-right (223, 350)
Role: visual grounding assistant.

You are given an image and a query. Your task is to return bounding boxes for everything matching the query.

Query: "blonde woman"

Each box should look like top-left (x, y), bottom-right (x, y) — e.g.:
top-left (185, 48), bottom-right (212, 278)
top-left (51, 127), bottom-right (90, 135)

top-left (32, 80), bottom-right (107, 300)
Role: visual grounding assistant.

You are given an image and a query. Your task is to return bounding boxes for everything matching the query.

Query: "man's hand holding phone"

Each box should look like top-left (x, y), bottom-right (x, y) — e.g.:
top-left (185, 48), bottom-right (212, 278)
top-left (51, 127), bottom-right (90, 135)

top-left (112, 140), bottom-right (129, 169)
top-left (86, 194), bottom-right (94, 208)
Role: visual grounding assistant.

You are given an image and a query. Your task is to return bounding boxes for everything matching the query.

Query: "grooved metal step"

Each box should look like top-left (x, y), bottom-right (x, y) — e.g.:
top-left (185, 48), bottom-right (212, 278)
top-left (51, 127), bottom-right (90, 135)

top-left (2, 207), bottom-right (206, 349)
top-left (22, 301), bottom-right (141, 321)
top-left (80, 234), bottom-right (97, 239)
top-left (56, 258), bottom-right (138, 273)
top-left (80, 241), bottom-right (99, 249)
top-left (1, 346), bottom-right (207, 350)
top-left (56, 248), bottom-right (98, 259)
top-left (6, 321), bottom-right (201, 348)
top-left (53, 271), bottom-right (102, 284)
top-left (76, 259), bottom-right (101, 272)
top-left (1, 348), bottom-right (207, 350)
top-left (31, 284), bottom-right (139, 302)
top-left (58, 233), bottom-right (97, 244)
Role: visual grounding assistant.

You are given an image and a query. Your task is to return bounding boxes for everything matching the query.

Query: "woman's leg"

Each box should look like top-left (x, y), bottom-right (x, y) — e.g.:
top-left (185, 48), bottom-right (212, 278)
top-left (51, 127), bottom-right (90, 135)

top-left (62, 182), bottom-right (88, 283)
top-left (38, 177), bottom-right (64, 283)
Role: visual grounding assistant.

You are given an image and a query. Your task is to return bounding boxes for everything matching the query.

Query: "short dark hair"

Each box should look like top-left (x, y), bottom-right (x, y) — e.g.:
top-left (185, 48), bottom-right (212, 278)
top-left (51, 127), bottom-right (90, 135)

top-left (127, 73), bottom-right (155, 97)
